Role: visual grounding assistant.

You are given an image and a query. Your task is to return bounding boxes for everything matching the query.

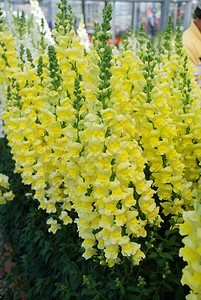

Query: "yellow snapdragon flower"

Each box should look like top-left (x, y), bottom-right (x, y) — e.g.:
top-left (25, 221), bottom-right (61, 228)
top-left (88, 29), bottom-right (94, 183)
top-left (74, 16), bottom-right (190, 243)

top-left (0, 174), bottom-right (14, 204)
top-left (180, 195), bottom-right (201, 298)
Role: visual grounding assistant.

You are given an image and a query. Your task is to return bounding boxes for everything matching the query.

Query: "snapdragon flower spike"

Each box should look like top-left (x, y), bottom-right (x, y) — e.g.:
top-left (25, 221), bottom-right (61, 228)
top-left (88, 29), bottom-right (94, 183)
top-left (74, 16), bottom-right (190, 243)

top-left (0, 9), bottom-right (9, 67)
top-left (72, 4), bottom-right (150, 266)
top-left (44, 1), bottom-right (89, 231)
top-left (0, 4), bottom-right (67, 223)
top-left (179, 194), bottom-right (201, 298)
top-left (0, 13), bottom-right (21, 91)
top-left (129, 32), bottom-right (189, 218)
top-left (109, 50), bottom-right (159, 225)
top-left (63, 4), bottom-right (115, 263)
top-left (46, 23), bottom-right (87, 227)
top-left (168, 23), bottom-right (201, 196)
top-left (159, 22), bottom-right (199, 213)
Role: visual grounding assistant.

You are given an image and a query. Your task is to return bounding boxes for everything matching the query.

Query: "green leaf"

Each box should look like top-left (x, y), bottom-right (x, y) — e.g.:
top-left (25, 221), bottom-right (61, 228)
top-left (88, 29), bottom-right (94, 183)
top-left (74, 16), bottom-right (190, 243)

top-left (165, 228), bottom-right (178, 237)
top-left (143, 286), bottom-right (156, 295)
top-left (81, 288), bottom-right (96, 296)
top-left (1, 255), bottom-right (11, 266)
top-left (124, 295), bottom-right (141, 300)
top-left (157, 258), bottom-right (165, 267)
top-left (93, 294), bottom-right (100, 300)
top-left (174, 285), bottom-right (185, 300)
top-left (161, 252), bottom-right (174, 261)
top-left (163, 280), bottom-right (174, 292)
top-left (168, 235), bottom-right (177, 245)
top-left (148, 252), bottom-right (158, 259)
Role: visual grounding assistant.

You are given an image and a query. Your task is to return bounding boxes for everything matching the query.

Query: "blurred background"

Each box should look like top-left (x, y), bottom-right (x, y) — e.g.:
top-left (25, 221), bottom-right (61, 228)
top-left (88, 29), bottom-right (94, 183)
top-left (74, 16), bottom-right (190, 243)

top-left (0, 0), bottom-right (198, 43)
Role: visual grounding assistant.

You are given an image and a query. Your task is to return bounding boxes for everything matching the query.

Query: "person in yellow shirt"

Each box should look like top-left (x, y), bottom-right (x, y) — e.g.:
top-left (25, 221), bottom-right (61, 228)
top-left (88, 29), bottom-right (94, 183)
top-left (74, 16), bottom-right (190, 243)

top-left (182, 5), bottom-right (201, 74)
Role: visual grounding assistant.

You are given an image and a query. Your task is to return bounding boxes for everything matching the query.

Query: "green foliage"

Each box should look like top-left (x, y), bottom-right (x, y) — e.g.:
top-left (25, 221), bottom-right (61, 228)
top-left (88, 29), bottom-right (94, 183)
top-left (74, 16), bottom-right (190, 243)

top-left (0, 138), bottom-right (190, 299)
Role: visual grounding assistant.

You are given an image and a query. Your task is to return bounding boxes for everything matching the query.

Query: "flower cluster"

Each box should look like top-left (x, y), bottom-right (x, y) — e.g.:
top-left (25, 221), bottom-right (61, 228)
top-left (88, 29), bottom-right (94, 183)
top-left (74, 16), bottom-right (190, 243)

top-left (0, 173), bottom-right (14, 204)
top-left (0, 3), bottom-right (201, 269)
top-left (179, 190), bottom-right (201, 300)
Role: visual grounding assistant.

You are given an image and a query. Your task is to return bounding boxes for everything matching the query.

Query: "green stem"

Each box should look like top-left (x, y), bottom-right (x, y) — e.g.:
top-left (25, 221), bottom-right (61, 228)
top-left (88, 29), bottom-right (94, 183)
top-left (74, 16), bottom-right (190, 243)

top-left (134, 246), bottom-right (150, 282)
top-left (153, 277), bottom-right (165, 298)
top-left (88, 282), bottom-right (109, 300)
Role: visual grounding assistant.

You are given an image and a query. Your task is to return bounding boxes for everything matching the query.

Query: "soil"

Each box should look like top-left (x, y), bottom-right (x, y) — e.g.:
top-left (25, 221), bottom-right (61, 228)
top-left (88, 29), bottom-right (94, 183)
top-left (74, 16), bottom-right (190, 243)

top-left (0, 254), bottom-right (10, 298)
top-left (0, 234), bottom-right (12, 298)
top-left (0, 236), bottom-right (26, 299)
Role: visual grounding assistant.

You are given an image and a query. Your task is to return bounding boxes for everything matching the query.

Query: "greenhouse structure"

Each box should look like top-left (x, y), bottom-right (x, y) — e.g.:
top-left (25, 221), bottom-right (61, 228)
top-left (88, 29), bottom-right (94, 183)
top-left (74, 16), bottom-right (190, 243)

top-left (1, 0), bottom-right (196, 40)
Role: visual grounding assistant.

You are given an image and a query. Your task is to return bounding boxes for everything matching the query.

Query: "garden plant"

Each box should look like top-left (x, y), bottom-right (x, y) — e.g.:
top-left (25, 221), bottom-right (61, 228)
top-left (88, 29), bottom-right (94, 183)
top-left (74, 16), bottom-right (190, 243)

top-left (0, 1), bottom-right (201, 299)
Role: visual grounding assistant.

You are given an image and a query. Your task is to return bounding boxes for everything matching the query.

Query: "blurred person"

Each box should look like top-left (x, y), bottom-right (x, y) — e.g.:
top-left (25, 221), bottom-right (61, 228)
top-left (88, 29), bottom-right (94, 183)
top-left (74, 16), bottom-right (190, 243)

top-left (183, 5), bottom-right (201, 75)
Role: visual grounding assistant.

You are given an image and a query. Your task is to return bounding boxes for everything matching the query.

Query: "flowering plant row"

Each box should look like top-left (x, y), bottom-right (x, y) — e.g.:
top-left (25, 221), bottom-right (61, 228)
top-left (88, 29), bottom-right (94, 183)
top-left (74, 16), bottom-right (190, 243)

top-left (0, 2), bottom-right (201, 297)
